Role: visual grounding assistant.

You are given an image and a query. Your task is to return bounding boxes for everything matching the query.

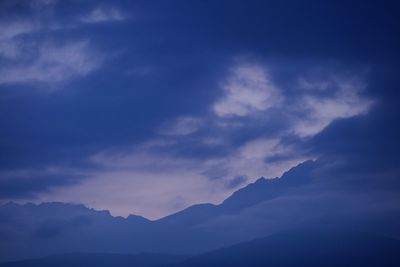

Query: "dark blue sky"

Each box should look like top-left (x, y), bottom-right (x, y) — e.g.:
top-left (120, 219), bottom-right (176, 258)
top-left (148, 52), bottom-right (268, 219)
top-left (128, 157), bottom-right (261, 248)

top-left (0, 0), bottom-right (399, 218)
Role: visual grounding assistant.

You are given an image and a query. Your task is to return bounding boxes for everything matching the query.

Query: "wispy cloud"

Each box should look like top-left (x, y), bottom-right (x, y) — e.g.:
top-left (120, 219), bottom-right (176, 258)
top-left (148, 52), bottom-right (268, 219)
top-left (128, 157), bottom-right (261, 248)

top-left (80, 7), bottom-right (126, 24)
top-left (213, 62), bottom-right (372, 138)
top-left (0, 21), bottom-right (37, 59)
top-left (0, 41), bottom-right (101, 85)
top-left (0, 37), bottom-right (103, 87)
top-left (0, 21), bottom-right (35, 41)
top-left (159, 116), bottom-right (203, 136)
top-left (40, 149), bottom-right (227, 219)
top-left (0, 3), bottom-right (125, 87)
top-left (37, 133), bottom-right (307, 219)
top-left (43, 62), bottom-right (371, 219)
top-left (213, 65), bottom-right (283, 117)
top-left (292, 76), bottom-right (373, 137)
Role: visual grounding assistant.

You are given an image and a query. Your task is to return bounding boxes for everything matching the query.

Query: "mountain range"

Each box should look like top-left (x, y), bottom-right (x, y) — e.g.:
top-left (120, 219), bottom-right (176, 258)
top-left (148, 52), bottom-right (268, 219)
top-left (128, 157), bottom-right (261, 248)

top-left (1, 231), bottom-right (399, 267)
top-left (1, 160), bottom-right (399, 264)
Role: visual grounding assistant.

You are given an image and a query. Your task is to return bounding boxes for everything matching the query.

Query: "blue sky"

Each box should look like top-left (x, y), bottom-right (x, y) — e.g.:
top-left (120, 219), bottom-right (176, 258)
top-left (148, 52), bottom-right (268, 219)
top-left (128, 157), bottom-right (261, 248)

top-left (0, 0), bottom-right (399, 219)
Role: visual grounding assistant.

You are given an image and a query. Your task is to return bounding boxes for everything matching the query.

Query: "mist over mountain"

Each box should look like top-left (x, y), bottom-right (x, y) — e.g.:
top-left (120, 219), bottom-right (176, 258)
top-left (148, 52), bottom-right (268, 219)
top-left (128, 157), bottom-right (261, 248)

top-left (1, 158), bottom-right (399, 262)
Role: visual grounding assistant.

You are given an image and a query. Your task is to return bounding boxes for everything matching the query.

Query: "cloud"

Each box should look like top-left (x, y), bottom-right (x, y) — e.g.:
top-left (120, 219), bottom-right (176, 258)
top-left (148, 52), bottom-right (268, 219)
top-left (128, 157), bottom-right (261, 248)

top-left (226, 175), bottom-right (248, 189)
top-left (159, 117), bottom-right (203, 136)
top-left (80, 7), bottom-right (125, 24)
top-left (22, 61), bottom-right (372, 218)
top-left (0, 21), bottom-right (35, 41)
top-left (36, 134), bottom-right (306, 219)
top-left (0, 57), bottom-right (376, 219)
top-left (0, 20), bottom-right (36, 59)
top-left (39, 149), bottom-right (228, 219)
top-left (0, 41), bottom-right (101, 85)
top-left (0, 168), bottom-right (85, 198)
top-left (212, 62), bottom-right (373, 138)
top-left (0, 0), bottom-right (392, 221)
top-left (206, 138), bottom-right (308, 183)
top-left (309, 103), bottom-right (400, 174)
top-left (0, 3), bottom-right (117, 87)
top-left (292, 76), bottom-right (374, 137)
top-left (213, 65), bottom-right (283, 117)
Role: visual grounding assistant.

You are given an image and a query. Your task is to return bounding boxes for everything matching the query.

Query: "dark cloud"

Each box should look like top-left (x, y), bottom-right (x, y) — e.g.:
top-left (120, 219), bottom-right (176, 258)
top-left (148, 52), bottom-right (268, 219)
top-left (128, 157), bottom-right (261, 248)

top-left (0, 172), bottom-right (86, 198)
top-left (309, 103), bottom-right (400, 176)
top-left (0, 0), bottom-right (399, 210)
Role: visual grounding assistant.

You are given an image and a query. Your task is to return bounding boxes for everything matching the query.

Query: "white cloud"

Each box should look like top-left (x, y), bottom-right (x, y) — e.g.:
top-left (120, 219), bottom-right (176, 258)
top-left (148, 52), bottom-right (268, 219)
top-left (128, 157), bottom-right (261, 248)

top-left (0, 4), bottom-right (117, 86)
top-left (215, 63), bottom-right (373, 138)
top-left (213, 65), bottom-right (283, 117)
top-left (45, 136), bottom-right (304, 220)
top-left (292, 77), bottom-right (373, 137)
top-left (0, 21), bottom-right (36, 59)
top-left (33, 133), bottom-right (304, 220)
top-left (213, 64), bottom-right (373, 138)
top-left (0, 21), bottom-right (35, 41)
top-left (27, 62), bottom-right (374, 219)
top-left (205, 138), bottom-right (308, 182)
top-left (0, 41), bottom-right (101, 85)
top-left (39, 149), bottom-right (230, 219)
top-left (80, 7), bottom-right (125, 24)
top-left (159, 117), bottom-right (202, 136)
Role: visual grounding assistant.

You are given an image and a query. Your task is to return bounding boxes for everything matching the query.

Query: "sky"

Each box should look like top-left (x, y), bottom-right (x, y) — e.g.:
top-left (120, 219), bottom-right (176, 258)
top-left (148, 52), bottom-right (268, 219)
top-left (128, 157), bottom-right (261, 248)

top-left (0, 0), bottom-right (399, 219)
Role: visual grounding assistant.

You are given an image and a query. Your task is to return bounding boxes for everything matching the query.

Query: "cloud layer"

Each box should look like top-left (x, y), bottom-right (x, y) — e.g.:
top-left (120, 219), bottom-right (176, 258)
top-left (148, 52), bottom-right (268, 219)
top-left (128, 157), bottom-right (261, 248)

top-left (0, 0), bottom-right (398, 219)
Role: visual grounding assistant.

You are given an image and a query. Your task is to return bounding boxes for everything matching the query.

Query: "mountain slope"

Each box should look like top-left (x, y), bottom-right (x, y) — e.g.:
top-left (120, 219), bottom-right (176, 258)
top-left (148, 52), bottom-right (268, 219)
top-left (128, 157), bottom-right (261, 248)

top-left (0, 161), bottom-right (316, 261)
top-left (2, 159), bottom-right (400, 261)
top-left (170, 231), bottom-right (400, 267)
top-left (4, 231), bottom-right (399, 267)
top-left (158, 160), bottom-right (316, 225)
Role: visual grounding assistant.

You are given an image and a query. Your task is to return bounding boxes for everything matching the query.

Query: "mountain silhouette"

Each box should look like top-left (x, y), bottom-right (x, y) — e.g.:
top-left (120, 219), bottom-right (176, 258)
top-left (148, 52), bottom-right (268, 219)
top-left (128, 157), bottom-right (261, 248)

top-left (1, 160), bottom-right (399, 261)
top-left (2, 231), bottom-right (399, 267)
top-left (168, 231), bottom-right (400, 267)
top-left (157, 160), bottom-right (316, 225)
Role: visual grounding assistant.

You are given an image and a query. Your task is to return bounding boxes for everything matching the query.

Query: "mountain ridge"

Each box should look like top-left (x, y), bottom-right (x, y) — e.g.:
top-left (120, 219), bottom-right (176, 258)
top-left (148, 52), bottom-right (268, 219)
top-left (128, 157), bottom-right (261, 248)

top-left (2, 159), bottom-right (399, 261)
top-left (1, 230), bottom-right (399, 267)
top-left (0, 160), bottom-right (316, 224)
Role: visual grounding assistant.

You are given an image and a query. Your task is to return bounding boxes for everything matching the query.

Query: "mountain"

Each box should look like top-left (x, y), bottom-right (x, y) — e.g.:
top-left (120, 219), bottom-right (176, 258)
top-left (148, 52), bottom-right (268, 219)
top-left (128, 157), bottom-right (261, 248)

top-left (0, 201), bottom-right (152, 261)
top-left (1, 160), bottom-right (311, 261)
top-left (1, 160), bottom-right (400, 261)
top-left (169, 231), bottom-right (400, 267)
top-left (157, 160), bottom-right (316, 225)
top-left (2, 231), bottom-right (399, 267)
